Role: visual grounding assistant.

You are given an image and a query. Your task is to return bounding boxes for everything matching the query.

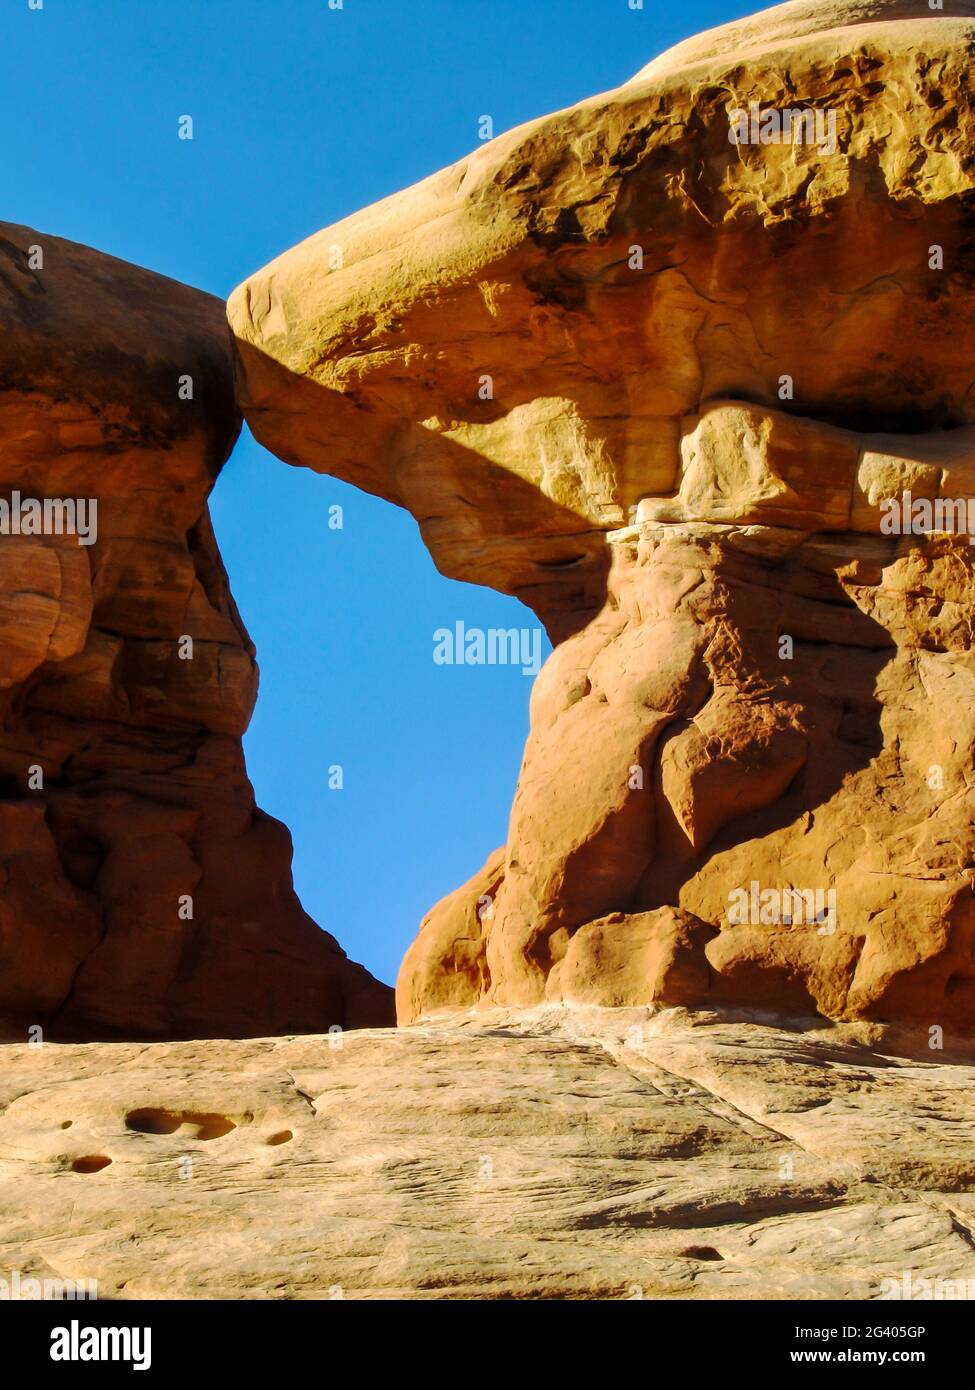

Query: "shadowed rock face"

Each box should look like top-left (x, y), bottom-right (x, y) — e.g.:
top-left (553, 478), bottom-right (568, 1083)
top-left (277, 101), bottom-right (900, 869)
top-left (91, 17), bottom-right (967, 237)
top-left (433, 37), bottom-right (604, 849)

top-left (0, 222), bottom-right (392, 1040)
top-left (229, 0), bottom-right (975, 1029)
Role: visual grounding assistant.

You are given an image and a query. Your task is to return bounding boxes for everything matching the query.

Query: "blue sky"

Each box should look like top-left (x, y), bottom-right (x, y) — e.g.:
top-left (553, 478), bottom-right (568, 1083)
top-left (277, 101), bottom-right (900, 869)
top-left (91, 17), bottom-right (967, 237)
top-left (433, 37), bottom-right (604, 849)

top-left (1, 0), bottom-right (751, 986)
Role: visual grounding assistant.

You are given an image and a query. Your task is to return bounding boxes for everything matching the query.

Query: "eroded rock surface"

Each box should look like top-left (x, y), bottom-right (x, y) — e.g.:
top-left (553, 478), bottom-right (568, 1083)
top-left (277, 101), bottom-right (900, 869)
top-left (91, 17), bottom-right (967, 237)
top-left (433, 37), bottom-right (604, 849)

top-left (2, 1007), bottom-right (974, 1299)
top-left (0, 223), bottom-right (392, 1040)
top-left (229, 0), bottom-right (975, 1030)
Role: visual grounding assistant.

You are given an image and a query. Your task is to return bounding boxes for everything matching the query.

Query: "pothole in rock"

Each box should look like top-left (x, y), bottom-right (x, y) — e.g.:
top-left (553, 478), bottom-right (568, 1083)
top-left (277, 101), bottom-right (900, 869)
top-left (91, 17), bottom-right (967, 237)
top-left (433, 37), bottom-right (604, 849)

top-left (124, 1108), bottom-right (241, 1141)
top-left (71, 1155), bottom-right (112, 1174)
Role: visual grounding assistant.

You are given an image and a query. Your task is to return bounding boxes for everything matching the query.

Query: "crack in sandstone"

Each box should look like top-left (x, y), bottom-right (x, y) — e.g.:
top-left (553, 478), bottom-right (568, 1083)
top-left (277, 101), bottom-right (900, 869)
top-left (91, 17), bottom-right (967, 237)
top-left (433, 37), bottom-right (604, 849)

top-left (597, 1038), bottom-right (854, 1172)
top-left (285, 1071), bottom-right (318, 1113)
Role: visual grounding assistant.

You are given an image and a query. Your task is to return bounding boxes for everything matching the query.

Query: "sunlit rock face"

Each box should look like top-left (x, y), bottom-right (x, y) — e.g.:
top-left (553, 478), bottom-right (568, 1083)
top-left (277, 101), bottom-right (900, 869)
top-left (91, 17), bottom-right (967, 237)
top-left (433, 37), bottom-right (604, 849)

top-left (0, 222), bottom-right (392, 1040)
top-left (229, 0), bottom-right (975, 1030)
top-left (5, 1007), bottom-right (975, 1300)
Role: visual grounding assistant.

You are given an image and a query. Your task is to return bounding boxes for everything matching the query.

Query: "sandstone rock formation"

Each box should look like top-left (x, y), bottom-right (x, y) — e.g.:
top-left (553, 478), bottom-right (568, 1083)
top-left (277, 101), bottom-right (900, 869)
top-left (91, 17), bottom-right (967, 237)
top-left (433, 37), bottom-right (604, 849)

top-left (229, 0), bottom-right (975, 1031)
top-left (0, 222), bottom-right (392, 1040)
top-left (3, 1006), bottom-right (975, 1299)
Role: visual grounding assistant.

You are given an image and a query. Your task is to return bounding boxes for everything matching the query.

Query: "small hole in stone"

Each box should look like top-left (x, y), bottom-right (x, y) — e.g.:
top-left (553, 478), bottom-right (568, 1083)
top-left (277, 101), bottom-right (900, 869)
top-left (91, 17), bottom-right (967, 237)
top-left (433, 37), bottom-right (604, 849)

top-left (60, 1121), bottom-right (72, 1130)
top-left (681, 1245), bottom-right (723, 1261)
top-left (267, 1130), bottom-right (293, 1146)
top-left (72, 1155), bottom-right (111, 1174)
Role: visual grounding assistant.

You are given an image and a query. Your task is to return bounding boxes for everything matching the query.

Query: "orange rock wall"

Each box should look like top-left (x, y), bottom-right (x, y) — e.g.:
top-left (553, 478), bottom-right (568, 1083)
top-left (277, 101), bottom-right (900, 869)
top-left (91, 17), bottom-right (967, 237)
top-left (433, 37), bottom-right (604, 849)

top-left (0, 222), bottom-right (392, 1040)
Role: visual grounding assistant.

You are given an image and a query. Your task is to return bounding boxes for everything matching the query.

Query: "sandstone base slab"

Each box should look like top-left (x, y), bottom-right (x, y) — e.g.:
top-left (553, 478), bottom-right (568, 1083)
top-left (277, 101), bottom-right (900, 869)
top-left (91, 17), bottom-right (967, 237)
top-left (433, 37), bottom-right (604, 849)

top-left (1, 1006), bottom-right (973, 1300)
